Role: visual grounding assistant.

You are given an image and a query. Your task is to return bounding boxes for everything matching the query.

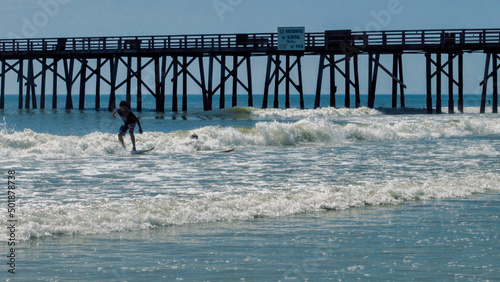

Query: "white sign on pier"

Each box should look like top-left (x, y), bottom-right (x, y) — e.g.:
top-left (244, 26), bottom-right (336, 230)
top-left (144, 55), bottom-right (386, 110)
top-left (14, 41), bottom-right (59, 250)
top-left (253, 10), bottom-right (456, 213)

top-left (278, 27), bottom-right (305, 51)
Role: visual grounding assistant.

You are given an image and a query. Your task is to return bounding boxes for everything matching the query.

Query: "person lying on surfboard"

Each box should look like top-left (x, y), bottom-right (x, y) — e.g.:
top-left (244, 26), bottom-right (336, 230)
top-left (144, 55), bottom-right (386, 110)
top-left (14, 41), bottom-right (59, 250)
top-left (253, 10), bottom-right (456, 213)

top-left (112, 100), bottom-right (143, 151)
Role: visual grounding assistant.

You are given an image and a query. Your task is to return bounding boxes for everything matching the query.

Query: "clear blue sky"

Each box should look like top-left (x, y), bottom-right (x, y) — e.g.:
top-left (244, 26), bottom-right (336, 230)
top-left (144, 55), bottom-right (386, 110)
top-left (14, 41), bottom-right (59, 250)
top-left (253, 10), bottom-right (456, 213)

top-left (0, 0), bottom-right (498, 97)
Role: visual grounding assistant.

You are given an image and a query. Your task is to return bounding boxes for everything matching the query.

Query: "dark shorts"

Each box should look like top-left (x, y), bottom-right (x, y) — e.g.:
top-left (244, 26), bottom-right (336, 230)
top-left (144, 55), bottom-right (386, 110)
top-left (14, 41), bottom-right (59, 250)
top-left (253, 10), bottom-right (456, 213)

top-left (119, 123), bottom-right (136, 135)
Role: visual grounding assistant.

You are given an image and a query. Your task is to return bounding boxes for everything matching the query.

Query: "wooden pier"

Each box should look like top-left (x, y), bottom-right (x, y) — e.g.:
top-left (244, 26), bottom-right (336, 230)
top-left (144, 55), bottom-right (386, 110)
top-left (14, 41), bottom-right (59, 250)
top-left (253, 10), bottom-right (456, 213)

top-left (0, 28), bottom-right (499, 113)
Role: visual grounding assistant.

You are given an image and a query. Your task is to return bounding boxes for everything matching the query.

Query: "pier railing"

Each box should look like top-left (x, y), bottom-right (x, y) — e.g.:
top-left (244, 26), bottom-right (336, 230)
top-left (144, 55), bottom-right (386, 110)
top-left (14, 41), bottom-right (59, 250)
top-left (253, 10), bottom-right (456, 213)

top-left (1, 29), bottom-right (500, 54)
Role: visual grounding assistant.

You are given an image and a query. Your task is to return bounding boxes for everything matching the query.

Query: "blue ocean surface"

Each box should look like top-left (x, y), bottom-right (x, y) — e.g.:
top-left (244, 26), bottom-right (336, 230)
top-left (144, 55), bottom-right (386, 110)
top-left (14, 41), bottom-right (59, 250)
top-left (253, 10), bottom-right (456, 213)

top-left (1, 93), bottom-right (499, 280)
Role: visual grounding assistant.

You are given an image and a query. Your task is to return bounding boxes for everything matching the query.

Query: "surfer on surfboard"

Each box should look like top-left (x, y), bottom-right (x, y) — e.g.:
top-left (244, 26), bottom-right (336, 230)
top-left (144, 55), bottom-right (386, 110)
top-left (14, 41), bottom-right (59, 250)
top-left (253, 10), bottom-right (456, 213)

top-left (112, 100), bottom-right (143, 151)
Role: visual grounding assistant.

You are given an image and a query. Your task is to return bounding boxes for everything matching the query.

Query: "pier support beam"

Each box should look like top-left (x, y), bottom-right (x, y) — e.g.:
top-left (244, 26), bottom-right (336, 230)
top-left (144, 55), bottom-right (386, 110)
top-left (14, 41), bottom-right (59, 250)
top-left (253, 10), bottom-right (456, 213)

top-left (479, 53), bottom-right (500, 113)
top-left (0, 59), bottom-right (4, 109)
top-left (367, 53), bottom-right (380, 109)
top-left (232, 55), bottom-right (238, 107)
top-left (108, 57), bottom-right (118, 111)
top-left (154, 56), bottom-right (163, 112)
top-left (354, 55), bottom-right (361, 108)
top-left (493, 54), bottom-right (498, 113)
top-left (436, 53), bottom-right (442, 114)
top-left (345, 55), bottom-right (351, 108)
top-left (52, 59), bottom-right (58, 109)
top-left (207, 54), bottom-right (252, 110)
top-left (198, 55), bottom-right (208, 111)
top-left (426, 53), bottom-right (433, 114)
top-left (426, 52), bottom-right (461, 114)
top-left (79, 59), bottom-right (87, 110)
top-left (458, 53), bottom-right (464, 113)
top-left (160, 55), bottom-right (167, 112)
top-left (171, 56), bottom-right (178, 112)
top-left (329, 54), bottom-right (336, 108)
top-left (314, 54), bottom-right (325, 109)
top-left (40, 58), bottom-right (47, 109)
top-left (448, 53), bottom-right (454, 114)
top-left (25, 58), bottom-right (37, 109)
top-left (219, 55), bottom-right (226, 109)
top-left (95, 58), bottom-right (102, 109)
top-left (18, 60), bottom-right (23, 109)
top-left (182, 56), bottom-right (188, 111)
top-left (126, 57), bottom-right (132, 107)
top-left (264, 53), bottom-right (304, 109)
top-left (137, 56), bottom-right (142, 111)
top-left (315, 53), bottom-right (360, 109)
top-left (392, 54), bottom-right (405, 108)
top-left (63, 58), bottom-right (74, 110)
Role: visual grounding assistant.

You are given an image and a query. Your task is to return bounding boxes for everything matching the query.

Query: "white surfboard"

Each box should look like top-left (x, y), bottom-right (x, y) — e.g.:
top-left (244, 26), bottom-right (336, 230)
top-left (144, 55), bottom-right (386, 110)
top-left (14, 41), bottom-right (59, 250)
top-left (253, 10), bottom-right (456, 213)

top-left (130, 147), bottom-right (155, 155)
top-left (196, 148), bottom-right (235, 153)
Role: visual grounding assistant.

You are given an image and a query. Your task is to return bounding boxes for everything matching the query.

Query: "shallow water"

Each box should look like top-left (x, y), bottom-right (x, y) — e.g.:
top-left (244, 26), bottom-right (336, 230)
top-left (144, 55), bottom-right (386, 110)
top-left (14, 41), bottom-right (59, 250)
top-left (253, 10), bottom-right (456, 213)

top-left (14, 193), bottom-right (500, 281)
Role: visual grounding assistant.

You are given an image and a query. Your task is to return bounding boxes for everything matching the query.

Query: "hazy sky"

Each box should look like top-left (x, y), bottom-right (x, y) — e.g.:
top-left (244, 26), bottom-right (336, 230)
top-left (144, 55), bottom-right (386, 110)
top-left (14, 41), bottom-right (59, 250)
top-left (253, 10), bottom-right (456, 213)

top-left (0, 0), bottom-right (498, 97)
top-left (0, 0), bottom-right (497, 39)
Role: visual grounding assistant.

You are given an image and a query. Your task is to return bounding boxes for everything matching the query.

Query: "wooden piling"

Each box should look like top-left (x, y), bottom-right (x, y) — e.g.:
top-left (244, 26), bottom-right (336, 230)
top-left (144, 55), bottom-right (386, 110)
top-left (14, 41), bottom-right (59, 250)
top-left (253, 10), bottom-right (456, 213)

top-left (40, 58), bottom-right (46, 109)
top-left (137, 56), bottom-right (142, 111)
top-left (493, 54), bottom-right (498, 113)
top-left (448, 53), bottom-right (454, 113)
top-left (329, 54), bottom-right (336, 108)
top-left (297, 56), bottom-right (304, 109)
top-left (262, 54), bottom-right (272, 109)
top-left (171, 56), bottom-right (178, 112)
top-left (314, 54), bottom-right (324, 109)
top-left (108, 57), bottom-right (118, 111)
top-left (198, 56), bottom-right (208, 111)
top-left (436, 53), bottom-right (442, 114)
top-left (480, 53), bottom-right (490, 114)
top-left (25, 58), bottom-right (36, 109)
top-left (0, 59), bottom-right (5, 109)
top-left (52, 59), bottom-right (58, 109)
top-left (182, 56), bottom-right (188, 111)
top-left (95, 58), bottom-right (101, 109)
top-left (345, 55), bottom-right (351, 108)
top-left (18, 59), bottom-right (23, 109)
top-left (246, 55), bottom-right (253, 107)
top-left (426, 53), bottom-right (433, 114)
top-left (367, 53), bottom-right (379, 109)
top-left (126, 56), bottom-right (132, 106)
top-left (63, 58), bottom-right (74, 110)
top-left (154, 56), bottom-right (161, 112)
top-left (273, 55), bottom-right (279, 108)
top-left (353, 55), bottom-right (361, 108)
top-left (392, 54), bottom-right (398, 108)
top-left (458, 53), bottom-right (464, 113)
top-left (79, 59), bottom-right (87, 110)
top-left (398, 54), bottom-right (405, 108)
top-left (208, 55), bottom-right (214, 111)
top-left (30, 60), bottom-right (37, 109)
top-left (232, 55), bottom-right (238, 107)
top-left (220, 55), bottom-right (226, 109)
top-left (160, 55), bottom-right (167, 112)
top-left (285, 55), bottom-right (290, 109)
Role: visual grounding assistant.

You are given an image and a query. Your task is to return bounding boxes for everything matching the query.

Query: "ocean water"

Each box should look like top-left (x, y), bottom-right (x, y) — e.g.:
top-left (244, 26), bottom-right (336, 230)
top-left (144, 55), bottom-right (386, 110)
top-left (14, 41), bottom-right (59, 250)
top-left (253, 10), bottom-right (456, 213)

top-left (1, 93), bottom-right (500, 281)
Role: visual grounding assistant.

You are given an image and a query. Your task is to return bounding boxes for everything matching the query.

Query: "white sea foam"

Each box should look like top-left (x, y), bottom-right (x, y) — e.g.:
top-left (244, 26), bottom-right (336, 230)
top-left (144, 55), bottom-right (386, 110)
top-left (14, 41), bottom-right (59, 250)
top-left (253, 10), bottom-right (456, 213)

top-left (2, 108), bottom-right (499, 241)
top-left (9, 172), bottom-right (499, 241)
top-left (249, 106), bottom-right (382, 119)
top-left (1, 115), bottom-right (500, 157)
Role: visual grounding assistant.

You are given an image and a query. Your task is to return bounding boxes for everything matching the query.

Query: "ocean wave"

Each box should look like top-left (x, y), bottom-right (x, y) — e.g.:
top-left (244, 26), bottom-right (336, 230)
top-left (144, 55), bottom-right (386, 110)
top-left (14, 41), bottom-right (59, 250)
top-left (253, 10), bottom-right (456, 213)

top-left (10, 172), bottom-right (500, 241)
top-left (249, 106), bottom-right (382, 119)
top-left (1, 117), bottom-right (500, 157)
